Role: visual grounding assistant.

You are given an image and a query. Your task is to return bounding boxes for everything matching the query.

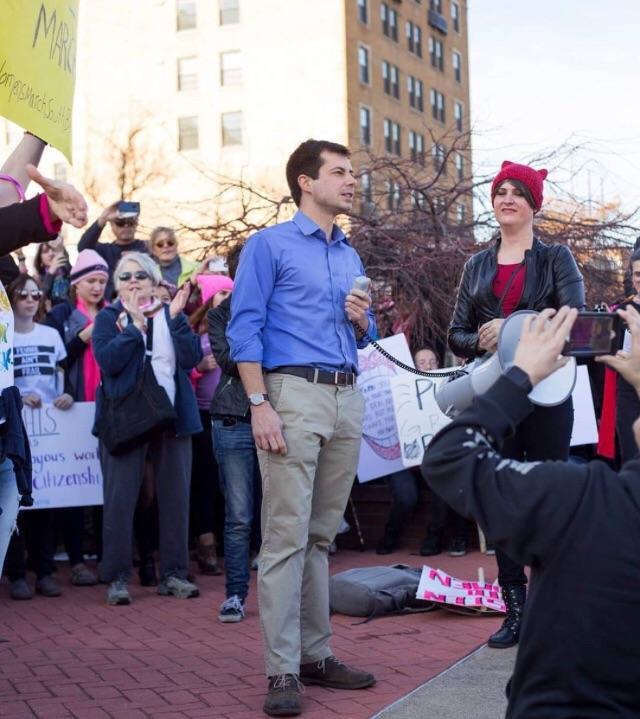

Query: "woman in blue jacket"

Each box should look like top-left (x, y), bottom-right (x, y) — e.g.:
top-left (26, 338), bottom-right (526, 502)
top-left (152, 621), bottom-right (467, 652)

top-left (93, 252), bottom-right (202, 606)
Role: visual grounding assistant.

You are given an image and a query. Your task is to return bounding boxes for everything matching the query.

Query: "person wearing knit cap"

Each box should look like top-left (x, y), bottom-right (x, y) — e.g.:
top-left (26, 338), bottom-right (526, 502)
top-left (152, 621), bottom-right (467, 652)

top-left (446, 160), bottom-right (585, 650)
top-left (196, 274), bottom-right (234, 305)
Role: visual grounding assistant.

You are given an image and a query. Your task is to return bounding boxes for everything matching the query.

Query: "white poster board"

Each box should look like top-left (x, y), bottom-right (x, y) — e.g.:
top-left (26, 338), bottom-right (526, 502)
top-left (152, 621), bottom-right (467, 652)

top-left (356, 334), bottom-right (415, 483)
top-left (570, 365), bottom-right (598, 447)
top-left (417, 565), bottom-right (505, 612)
top-left (22, 402), bottom-right (103, 509)
top-left (389, 371), bottom-right (452, 468)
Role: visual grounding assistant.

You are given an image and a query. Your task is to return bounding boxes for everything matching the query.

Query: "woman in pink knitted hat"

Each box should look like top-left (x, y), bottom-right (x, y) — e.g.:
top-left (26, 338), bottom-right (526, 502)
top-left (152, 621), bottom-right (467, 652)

top-left (446, 161), bottom-right (585, 649)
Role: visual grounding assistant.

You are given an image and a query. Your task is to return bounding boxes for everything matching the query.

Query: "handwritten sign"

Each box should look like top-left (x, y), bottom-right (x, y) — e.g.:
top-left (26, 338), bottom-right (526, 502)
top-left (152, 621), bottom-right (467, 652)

top-left (356, 334), bottom-right (416, 483)
top-left (389, 371), bottom-right (452, 468)
top-left (417, 565), bottom-right (505, 612)
top-left (22, 402), bottom-right (102, 509)
top-left (0, 1), bottom-right (79, 160)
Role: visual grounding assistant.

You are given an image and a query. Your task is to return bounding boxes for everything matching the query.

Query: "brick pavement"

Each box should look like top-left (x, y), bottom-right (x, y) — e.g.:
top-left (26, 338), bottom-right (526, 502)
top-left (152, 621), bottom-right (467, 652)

top-left (0, 548), bottom-right (501, 719)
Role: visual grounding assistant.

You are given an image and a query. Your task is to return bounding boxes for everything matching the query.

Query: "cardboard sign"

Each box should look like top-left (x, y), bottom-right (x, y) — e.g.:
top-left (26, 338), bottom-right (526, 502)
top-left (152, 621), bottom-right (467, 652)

top-left (570, 365), bottom-right (598, 446)
top-left (22, 402), bottom-right (102, 509)
top-left (0, 1), bottom-right (79, 160)
top-left (417, 565), bottom-right (505, 612)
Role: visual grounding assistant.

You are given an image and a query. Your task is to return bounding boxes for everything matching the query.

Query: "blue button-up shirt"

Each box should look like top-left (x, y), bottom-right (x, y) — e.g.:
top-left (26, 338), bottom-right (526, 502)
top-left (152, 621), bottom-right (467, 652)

top-left (227, 210), bottom-right (376, 372)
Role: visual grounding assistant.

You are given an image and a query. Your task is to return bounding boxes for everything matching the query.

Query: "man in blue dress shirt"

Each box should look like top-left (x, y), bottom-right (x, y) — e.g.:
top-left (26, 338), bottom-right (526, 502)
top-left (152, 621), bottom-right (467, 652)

top-left (227, 139), bottom-right (377, 716)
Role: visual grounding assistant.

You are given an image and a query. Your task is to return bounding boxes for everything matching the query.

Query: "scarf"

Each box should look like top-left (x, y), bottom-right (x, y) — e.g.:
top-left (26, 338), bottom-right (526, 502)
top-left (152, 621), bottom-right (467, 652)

top-left (76, 298), bottom-right (101, 402)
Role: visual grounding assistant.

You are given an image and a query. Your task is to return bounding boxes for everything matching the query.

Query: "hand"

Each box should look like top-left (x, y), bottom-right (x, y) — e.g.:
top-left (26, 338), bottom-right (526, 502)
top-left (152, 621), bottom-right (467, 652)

top-left (169, 283), bottom-right (191, 319)
top-left (26, 164), bottom-right (88, 228)
top-left (54, 393), bottom-right (74, 410)
top-left (597, 305), bottom-right (640, 394)
top-left (78, 324), bottom-right (94, 343)
top-left (197, 355), bottom-right (218, 372)
top-left (22, 393), bottom-right (42, 409)
top-left (251, 403), bottom-right (287, 454)
top-left (121, 288), bottom-right (146, 330)
top-left (47, 253), bottom-right (68, 274)
top-left (513, 307), bottom-right (578, 386)
top-left (345, 288), bottom-right (371, 327)
top-left (98, 201), bottom-right (120, 228)
top-left (478, 319), bottom-right (505, 353)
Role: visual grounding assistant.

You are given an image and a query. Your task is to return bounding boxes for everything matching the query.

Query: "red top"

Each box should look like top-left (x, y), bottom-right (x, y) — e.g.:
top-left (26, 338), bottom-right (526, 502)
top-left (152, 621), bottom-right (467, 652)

top-left (492, 263), bottom-right (525, 317)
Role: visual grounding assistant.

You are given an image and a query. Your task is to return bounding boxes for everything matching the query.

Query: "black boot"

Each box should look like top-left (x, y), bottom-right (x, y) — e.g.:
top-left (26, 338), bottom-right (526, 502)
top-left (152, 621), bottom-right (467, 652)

top-left (375, 528), bottom-right (399, 555)
top-left (488, 584), bottom-right (526, 649)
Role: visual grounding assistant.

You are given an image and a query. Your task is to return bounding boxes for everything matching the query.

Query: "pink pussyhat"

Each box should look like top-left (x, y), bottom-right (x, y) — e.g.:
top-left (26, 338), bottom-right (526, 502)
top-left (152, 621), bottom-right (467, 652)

top-left (70, 249), bottom-right (109, 285)
top-left (196, 274), bottom-right (234, 304)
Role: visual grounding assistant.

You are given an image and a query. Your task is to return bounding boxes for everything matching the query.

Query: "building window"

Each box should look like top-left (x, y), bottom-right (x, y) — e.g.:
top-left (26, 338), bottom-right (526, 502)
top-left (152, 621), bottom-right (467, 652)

top-left (358, 0), bottom-right (368, 24)
top-left (384, 119), bottom-right (401, 155)
top-left (177, 56), bottom-right (197, 91)
top-left (411, 189), bottom-right (426, 209)
top-left (454, 101), bottom-right (463, 131)
top-left (453, 50), bottom-right (462, 83)
top-left (360, 171), bottom-right (373, 208)
top-left (360, 105), bottom-right (372, 146)
top-left (221, 111), bottom-right (242, 146)
top-left (432, 142), bottom-right (446, 173)
top-left (176, 0), bottom-right (196, 30)
top-left (451, 1), bottom-right (460, 32)
top-left (381, 3), bottom-right (398, 41)
top-left (220, 51), bottom-right (242, 86)
top-left (456, 202), bottom-right (466, 224)
top-left (219, 0), bottom-right (240, 25)
top-left (382, 61), bottom-right (400, 99)
top-left (406, 21), bottom-right (422, 57)
top-left (430, 0), bottom-right (442, 12)
top-left (178, 116), bottom-right (199, 151)
top-left (358, 45), bottom-right (370, 85)
top-left (429, 36), bottom-right (444, 71)
top-left (386, 180), bottom-right (402, 211)
top-left (455, 152), bottom-right (464, 180)
top-left (407, 76), bottom-right (424, 111)
top-left (409, 131), bottom-right (425, 166)
top-left (430, 89), bottom-right (445, 122)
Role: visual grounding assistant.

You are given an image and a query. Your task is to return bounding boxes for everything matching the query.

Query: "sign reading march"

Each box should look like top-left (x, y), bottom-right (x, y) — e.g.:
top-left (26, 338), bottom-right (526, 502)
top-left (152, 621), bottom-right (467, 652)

top-left (0, 1), bottom-right (79, 160)
top-left (23, 402), bottom-right (102, 509)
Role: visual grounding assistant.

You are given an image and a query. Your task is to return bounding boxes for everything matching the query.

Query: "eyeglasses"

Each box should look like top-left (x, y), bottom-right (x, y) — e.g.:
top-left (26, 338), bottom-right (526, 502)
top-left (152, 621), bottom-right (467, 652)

top-left (118, 271), bottom-right (150, 282)
top-left (154, 240), bottom-right (176, 248)
top-left (16, 289), bottom-right (43, 300)
top-left (114, 219), bottom-right (137, 227)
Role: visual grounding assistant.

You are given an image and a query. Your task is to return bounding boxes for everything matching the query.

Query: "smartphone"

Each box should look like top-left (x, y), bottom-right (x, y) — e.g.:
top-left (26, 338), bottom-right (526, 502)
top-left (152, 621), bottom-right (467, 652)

top-left (351, 275), bottom-right (371, 293)
top-left (563, 312), bottom-right (623, 357)
top-left (117, 201), bottom-right (140, 219)
top-left (208, 258), bottom-right (227, 273)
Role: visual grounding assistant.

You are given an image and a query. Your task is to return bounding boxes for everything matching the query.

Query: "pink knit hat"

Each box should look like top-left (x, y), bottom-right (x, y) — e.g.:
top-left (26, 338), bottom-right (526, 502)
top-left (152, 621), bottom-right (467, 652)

top-left (490, 160), bottom-right (548, 211)
top-left (70, 249), bottom-right (109, 285)
top-left (196, 274), bottom-right (234, 304)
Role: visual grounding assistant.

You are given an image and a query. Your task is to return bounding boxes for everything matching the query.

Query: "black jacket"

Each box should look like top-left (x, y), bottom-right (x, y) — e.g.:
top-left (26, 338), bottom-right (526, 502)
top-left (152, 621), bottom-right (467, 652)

top-left (207, 297), bottom-right (250, 419)
top-left (449, 238), bottom-right (585, 359)
top-left (422, 373), bottom-right (640, 718)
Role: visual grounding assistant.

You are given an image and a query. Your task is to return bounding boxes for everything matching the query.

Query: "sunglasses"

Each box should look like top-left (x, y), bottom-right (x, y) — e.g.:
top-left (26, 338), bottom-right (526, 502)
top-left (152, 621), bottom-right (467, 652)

top-left (118, 271), bottom-right (150, 282)
top-left (154, 240), bottom-right (176, 248)
top-left (114, 219), bottom-right (137, 227)
top-left (17, 289), bottom-right (43, 300)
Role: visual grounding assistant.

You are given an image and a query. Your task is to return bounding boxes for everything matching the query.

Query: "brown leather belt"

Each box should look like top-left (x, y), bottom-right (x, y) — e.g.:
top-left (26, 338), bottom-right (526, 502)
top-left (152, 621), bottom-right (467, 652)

top-left (268, 365), bottom-right (356, 388)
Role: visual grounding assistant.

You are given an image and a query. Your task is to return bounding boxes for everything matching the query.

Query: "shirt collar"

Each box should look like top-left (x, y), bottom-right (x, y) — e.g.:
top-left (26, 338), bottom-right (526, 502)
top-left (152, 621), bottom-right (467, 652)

top-left (293, 210), bottom-right (346, 244)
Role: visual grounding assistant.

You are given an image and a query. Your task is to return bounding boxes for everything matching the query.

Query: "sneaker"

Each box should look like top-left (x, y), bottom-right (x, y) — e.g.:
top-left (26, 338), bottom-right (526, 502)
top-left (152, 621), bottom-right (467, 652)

top-left (157, 575), bottom-right (199, 599)
top-left (263, 674), bottom-right (302, 717)
top-left (10, 578), bottom-right (33, 600)
top-left (70, 563), bottom-right (97, 586)
top-left (419, 534), bottom-right (442, 556)
top-left (448, 538), bottom-right (467, 557)
top-left (35, 575), bottom-right (62, 597)
top-left (218, 595), bottom-right (245, 623)
top-left (106, 579), bottom-right (131, 606)
top-left (300, 655), bottom-right (375, 690)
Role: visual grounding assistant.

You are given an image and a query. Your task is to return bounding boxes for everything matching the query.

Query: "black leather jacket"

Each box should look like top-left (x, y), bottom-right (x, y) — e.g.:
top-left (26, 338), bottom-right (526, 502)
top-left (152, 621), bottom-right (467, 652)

top-left (207, 297), bottom-right (250, 419)
top-left (448, 238), bottom-right (585, 360)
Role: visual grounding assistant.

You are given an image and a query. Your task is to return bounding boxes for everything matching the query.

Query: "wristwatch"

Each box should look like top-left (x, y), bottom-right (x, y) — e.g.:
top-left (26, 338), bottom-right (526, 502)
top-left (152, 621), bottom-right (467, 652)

top-left (249, 392), bottom-right (269, 407)
top-left (504, 365), bottom-right (533, 394)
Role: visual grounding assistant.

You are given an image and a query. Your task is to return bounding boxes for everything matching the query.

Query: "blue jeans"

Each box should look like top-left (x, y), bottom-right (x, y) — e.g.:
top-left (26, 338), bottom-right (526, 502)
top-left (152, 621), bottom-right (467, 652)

top-left (0, 455), bottom-right (18, 575)
top-left (212, 419), bottom-right (261, 600)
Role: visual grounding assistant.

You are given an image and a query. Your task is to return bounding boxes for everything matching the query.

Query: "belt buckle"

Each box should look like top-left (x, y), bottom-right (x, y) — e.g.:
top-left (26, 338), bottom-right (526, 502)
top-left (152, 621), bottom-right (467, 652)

top-left (313, 368), bottom-right (320, 384)
top-left (334, 370), bottom-right (340, 386)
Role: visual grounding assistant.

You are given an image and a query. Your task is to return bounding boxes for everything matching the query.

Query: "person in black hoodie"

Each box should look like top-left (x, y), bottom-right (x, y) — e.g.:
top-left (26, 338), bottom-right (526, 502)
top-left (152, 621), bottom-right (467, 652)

top-left (423, 304), bottom-right (640, 719)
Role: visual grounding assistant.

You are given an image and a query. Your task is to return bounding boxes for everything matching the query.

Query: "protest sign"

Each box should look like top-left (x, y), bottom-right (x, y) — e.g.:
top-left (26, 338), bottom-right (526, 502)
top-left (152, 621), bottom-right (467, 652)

top-left (0, 1), bottom-right (79, 160)
top-left (22, 402), bottom-right (102, 509)
top-left (389, 371), bottom-right (452, 468)
top-left (570, 364), bottom-right (598, 446)
top-left (356, 334), bottom-right (415, 482)
top-left (417, 565), bottom-right (505, 613)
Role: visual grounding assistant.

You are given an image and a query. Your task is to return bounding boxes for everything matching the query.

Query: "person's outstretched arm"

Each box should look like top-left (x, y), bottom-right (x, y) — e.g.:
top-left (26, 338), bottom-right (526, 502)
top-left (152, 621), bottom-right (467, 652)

top-left (0, 133), bottom-right (46, 207)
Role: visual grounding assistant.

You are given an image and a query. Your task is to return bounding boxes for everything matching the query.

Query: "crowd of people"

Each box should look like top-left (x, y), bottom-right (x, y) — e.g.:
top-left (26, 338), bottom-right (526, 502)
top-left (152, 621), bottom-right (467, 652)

top-left (2, 131), bottom-right (640, 717)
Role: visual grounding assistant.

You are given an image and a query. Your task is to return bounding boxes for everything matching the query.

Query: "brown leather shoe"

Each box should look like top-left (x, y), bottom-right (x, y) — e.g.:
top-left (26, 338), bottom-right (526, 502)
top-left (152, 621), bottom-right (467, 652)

top-left (196, 543), bottom-right (222, 576)
top-left (263, 674), bottom-right (302, 717)
top-left (300, 656), bottom-right (375, 689)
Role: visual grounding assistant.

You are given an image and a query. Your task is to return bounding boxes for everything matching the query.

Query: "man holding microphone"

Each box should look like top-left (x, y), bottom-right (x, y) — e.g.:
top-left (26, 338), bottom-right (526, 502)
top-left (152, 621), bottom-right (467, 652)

top-left (227, 139), bottom-right (376, 717)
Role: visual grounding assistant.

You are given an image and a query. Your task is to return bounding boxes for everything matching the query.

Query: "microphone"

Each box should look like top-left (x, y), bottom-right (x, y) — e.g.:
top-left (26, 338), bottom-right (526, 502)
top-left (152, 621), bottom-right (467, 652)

top-left (351, 276), bottom-right (371, 294)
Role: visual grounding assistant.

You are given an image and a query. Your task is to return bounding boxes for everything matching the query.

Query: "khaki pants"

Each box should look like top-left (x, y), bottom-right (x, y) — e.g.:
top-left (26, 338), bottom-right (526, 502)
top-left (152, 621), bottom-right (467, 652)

top-left (258, 373), bottom-right (365, 677)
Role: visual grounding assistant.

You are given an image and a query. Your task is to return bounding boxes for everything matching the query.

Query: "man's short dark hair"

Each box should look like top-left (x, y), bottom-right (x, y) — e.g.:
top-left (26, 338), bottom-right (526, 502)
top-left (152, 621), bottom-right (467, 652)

top-left (226, 242), bottom-right (244, 280)
top-left (286, 139), bottom-right (350, 207)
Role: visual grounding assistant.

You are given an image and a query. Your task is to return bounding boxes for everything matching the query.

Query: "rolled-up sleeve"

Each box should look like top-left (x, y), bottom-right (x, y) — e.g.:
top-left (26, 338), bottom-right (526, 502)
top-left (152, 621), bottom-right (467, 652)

top-left (227, 233), bottom-right (276, 362)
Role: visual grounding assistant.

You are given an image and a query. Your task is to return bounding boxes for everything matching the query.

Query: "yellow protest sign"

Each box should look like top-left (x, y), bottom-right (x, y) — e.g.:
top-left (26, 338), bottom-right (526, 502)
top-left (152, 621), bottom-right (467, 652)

top-left (0, 1), bottom-right (79, 161)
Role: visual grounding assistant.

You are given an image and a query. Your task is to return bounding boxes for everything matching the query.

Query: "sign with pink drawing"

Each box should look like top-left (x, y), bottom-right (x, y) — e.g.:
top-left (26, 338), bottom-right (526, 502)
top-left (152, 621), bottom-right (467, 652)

top-left (417, 565), bottom-right (506, 613)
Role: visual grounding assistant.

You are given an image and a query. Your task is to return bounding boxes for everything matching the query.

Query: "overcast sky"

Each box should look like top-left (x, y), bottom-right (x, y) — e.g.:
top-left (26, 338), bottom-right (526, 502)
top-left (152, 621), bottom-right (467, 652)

top-left (468, 0), bottom-right (640, 212)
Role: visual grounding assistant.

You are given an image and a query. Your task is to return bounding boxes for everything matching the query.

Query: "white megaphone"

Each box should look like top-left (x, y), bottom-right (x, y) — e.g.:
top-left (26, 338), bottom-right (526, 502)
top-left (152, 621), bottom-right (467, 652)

top-left (436, 310), bottom-right (577, 417)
